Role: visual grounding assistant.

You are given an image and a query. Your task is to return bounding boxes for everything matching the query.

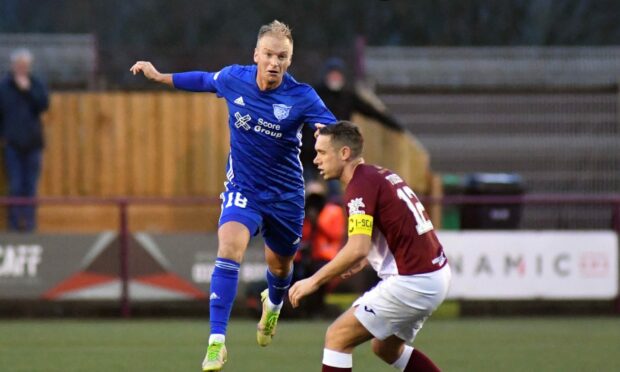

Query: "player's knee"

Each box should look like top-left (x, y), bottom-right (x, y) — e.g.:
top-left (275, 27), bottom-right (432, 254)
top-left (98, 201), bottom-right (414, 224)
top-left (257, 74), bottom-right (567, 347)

top-left (265, 248), bottom-right (294, 277)
top-left (324, 324), bottom-right (339, 348)
top-left (324, 324), bottom-right (349, 352)
top-left (217, 240), bottom-right (245, 262)
top-left (217, 222), bottom-right (251, 261)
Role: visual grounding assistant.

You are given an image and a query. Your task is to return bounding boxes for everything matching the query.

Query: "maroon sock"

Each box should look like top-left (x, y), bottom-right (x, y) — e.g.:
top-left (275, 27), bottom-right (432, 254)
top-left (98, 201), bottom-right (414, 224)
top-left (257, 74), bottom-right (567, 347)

top-left (322, 365), bottom-right (352, 372)
top-left (404, 349), bottom-right (440, 372)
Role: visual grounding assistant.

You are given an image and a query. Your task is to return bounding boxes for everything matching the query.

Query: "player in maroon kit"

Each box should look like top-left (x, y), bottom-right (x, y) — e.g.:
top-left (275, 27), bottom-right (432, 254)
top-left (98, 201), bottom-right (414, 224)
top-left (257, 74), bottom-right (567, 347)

top-left (289, 121), bottom-right (451, 372)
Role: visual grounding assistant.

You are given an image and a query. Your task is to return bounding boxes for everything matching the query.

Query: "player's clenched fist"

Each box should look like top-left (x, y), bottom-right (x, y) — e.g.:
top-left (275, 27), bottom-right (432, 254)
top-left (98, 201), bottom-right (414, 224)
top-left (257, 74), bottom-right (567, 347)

top-left (130, 61), bottom-right (173, 86)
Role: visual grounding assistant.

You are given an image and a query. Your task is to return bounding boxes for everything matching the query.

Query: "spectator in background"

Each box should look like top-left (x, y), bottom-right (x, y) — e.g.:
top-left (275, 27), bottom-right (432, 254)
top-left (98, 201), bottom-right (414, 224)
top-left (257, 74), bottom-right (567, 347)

top-left (0, 48), bottom-right (49, 232)
top-left (301, 57), bottom-right (403, 194)
top-left (295, 180), bottom-right (346, 317)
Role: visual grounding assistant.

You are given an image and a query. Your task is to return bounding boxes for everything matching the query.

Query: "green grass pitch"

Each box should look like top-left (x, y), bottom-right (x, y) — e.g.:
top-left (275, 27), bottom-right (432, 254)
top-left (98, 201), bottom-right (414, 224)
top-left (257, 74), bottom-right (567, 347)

top-left (1, 317), bottom-right (619, 371)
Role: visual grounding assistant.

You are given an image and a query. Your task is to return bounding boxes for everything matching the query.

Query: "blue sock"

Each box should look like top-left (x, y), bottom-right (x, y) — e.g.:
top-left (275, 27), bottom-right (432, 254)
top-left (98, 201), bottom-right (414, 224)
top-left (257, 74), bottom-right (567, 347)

top-left (209, 258), bottom-right (240, 336)
top-left (266, 269), bottom-right (293, 306)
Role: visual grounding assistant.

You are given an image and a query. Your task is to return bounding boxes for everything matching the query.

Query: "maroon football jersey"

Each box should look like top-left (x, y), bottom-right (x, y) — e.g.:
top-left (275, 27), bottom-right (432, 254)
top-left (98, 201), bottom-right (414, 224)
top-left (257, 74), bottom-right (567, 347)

top-left (345, 164), bottom-right (446, 277)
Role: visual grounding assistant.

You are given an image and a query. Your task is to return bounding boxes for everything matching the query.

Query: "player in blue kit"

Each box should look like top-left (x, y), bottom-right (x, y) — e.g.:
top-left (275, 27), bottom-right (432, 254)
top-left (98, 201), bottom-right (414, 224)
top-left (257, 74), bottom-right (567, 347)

top-left (131, 20), bottom-right (336, 371)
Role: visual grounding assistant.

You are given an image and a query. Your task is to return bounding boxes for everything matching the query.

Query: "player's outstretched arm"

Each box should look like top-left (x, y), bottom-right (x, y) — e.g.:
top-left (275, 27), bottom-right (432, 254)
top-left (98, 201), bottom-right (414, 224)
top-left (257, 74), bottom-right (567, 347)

top-left (130, 61), bottom-right (173, 86)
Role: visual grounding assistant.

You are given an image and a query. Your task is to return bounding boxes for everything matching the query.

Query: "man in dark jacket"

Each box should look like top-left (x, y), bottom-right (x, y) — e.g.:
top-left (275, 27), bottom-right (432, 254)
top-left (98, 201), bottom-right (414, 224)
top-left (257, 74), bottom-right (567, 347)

top-left (0, 48), bottom-right (49, 231)
top-left (301, 58), bottom-right (403, 190)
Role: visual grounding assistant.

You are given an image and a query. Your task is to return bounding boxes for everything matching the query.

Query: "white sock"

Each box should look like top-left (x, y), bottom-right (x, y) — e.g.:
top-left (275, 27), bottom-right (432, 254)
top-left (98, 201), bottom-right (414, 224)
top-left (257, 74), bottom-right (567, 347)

top-left (391, 345), bottom-right (414, 371)
top-left (266, 296), bottom-right (283, 312)
top-left (323, 348), bottom-right (353, 368)
top-left (209, 334), bottom-right (225, 344)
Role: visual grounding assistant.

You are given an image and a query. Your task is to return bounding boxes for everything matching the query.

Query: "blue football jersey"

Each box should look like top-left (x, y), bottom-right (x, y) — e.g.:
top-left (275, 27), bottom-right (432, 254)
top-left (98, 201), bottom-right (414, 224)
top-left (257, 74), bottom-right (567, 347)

top-left (173, 64), bottom-right (336, 201)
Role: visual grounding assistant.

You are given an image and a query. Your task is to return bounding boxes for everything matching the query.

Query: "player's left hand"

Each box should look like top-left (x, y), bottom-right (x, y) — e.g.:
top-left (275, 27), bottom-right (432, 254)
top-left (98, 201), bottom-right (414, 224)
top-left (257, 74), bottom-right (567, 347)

top-left (288, 278), bottom-right (319, 308)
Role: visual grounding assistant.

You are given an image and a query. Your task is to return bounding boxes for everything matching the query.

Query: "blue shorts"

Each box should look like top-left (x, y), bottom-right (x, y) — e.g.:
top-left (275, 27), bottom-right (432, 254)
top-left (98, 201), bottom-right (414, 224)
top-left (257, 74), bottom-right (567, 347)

top-left (218, 183), bottom-right (304, 257)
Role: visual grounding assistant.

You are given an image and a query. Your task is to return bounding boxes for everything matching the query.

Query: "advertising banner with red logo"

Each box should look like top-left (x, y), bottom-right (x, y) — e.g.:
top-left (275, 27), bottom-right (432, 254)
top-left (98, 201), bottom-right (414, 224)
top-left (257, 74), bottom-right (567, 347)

top-left (2, 231), bottom-right (617, 301)
top-left (0, 233), bottom-right (266, 301)
top-left (439, 231), bottom-right (618, 299)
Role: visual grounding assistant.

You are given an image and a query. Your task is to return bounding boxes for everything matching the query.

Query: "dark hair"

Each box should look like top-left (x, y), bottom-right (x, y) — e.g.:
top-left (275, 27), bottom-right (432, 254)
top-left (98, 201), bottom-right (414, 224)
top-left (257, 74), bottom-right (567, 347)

top-left (318, 121), bottom-right (363, 158)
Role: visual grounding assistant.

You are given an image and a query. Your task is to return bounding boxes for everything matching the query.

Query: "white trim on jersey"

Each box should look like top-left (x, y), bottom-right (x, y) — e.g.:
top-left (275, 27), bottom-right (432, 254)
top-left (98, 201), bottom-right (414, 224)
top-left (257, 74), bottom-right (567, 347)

top-left (295, 123), bottom-right (304, 183)
top-left (368, 228), bottom-right (399, 279)
top-left (226, 153), bottom-right (235, 182)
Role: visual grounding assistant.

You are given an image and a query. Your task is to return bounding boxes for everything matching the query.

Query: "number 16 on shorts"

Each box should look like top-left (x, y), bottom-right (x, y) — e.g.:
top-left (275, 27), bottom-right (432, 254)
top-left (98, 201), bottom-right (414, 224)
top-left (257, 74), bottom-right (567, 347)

top-left (221, 191), bottom-right (248, 209)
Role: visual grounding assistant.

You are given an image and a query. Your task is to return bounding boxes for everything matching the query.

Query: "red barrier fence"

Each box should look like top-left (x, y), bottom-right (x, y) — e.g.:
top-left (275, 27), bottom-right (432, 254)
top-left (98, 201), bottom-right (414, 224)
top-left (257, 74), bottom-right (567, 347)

top-left (1, 194), bottom-right (619, 317)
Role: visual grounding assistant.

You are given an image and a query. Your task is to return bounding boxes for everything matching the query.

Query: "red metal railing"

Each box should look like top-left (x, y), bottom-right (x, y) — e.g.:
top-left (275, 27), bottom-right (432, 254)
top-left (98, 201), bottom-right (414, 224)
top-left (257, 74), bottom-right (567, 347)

top-left (0, 196), bottom-right (220, 317)
top-left (1, 193), bottom-right (619, 316)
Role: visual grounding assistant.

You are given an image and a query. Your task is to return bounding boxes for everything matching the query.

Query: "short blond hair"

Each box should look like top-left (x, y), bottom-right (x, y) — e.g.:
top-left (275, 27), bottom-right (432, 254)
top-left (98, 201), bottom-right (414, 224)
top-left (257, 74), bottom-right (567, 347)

top-left (257, 20), bottom-right (293, 45)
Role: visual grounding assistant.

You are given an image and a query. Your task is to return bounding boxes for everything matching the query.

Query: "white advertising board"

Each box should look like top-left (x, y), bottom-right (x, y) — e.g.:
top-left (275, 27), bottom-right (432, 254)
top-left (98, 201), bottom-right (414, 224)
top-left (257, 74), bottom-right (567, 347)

top-left (438, 231), bottom-right (618, 300)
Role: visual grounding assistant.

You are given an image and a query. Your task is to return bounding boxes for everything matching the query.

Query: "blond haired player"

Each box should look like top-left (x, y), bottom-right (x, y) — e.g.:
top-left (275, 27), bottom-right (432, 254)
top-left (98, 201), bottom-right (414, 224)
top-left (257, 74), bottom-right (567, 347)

top-left (131, 20), bottom-right (336, 371)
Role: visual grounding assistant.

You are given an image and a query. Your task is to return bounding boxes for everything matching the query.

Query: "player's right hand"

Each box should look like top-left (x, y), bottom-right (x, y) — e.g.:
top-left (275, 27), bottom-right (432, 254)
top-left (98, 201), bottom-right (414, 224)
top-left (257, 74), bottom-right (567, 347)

top-left (130, 61), bottom-right (161, 81)
top-left (314, 123), bottom-right (326, 138)
top-left (288, 277), bottom-right (319, 308)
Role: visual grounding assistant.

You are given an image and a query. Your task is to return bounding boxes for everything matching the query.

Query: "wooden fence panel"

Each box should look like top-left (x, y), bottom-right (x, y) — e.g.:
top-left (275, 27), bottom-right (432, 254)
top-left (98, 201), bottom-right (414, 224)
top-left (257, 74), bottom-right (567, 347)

top-left (202, 95), bottom-right (224, 195)
top-left (211, 97), bottom-right (230, 195)
top-left (158, 93), bottom-right (177, 196)
top-left (111, 93), bottom-right (129, 195)
top-left (189, 94), bottom-right (207, 194)
top-left (96, 93), bottom-right (115, 196)
top-left (41, 94), bottom-right (63, 195)
top-left (174, 94), bottom-right (190, 196)
top-left (31, 92), bottom-right (429, 232)
top-left (64, 94), bottom-right (81, 195)
top-left (80, 93), bottom-right (98, 195)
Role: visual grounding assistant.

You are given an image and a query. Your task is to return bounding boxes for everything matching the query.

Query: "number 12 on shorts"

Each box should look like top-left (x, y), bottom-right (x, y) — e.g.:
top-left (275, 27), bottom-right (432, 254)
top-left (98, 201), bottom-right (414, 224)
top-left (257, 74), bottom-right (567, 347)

top-left (221, 191), bottom-right (248, 208)
top-left (396, 186), bottom-right (434, 235)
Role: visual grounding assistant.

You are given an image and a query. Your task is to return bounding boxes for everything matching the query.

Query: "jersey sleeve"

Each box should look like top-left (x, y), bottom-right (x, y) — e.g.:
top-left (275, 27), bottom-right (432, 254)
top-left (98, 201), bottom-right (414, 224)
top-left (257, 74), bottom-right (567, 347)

top-left (345, 171), bottom-right (380, 236)
top-left (302, 89), bottom-right (337, 129)
top-left (172, 66), bottom-right (231, 96)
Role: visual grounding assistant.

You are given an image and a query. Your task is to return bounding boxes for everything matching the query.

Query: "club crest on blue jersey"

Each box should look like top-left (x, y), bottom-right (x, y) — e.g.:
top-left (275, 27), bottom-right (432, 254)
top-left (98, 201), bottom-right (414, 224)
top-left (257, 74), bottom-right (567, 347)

top-left (273, 104), bottom-right (292, 121)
